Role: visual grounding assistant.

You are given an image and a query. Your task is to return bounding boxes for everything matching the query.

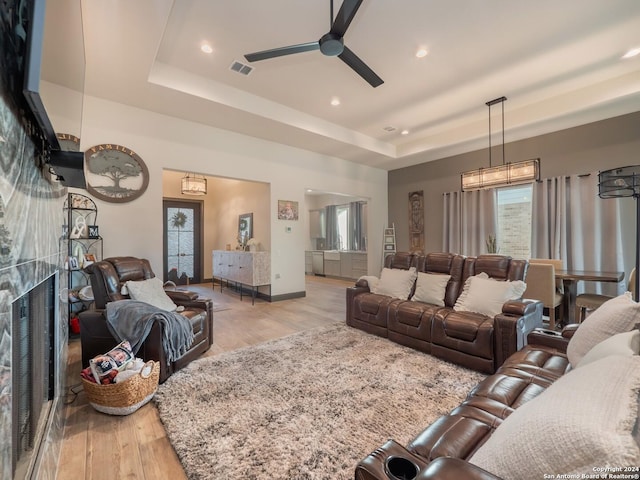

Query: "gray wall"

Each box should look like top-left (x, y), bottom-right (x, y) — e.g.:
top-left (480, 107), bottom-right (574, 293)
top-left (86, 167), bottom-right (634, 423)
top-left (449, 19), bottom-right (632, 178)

top-left (389, 111), bottom-right (640, 271)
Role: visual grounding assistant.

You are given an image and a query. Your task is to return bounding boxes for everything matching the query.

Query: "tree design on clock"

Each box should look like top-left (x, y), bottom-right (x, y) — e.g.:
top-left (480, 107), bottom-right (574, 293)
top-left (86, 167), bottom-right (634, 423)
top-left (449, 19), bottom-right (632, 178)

top-left (85, 144), bottom-right (149, 203)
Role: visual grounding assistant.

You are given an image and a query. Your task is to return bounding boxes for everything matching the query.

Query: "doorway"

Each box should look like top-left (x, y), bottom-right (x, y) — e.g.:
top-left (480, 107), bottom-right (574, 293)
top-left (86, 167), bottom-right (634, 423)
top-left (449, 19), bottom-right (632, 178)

top-left (163, 199), bottom-right (203, 284)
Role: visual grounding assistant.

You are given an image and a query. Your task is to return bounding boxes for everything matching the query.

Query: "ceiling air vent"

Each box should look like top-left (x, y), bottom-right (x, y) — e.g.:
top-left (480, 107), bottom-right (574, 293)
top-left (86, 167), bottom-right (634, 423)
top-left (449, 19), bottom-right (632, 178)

top-left (229, 60), bottom-right (253, 76)
top-left (383, 126), bottom-right (396, 132)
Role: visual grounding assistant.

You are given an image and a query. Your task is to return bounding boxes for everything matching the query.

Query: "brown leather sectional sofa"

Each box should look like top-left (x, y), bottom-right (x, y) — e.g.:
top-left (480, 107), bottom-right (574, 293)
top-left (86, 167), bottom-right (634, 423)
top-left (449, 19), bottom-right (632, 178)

top-left (354, 327), bottom-right (575, 480)
top-left (346, 252), bottom-right (543, 374)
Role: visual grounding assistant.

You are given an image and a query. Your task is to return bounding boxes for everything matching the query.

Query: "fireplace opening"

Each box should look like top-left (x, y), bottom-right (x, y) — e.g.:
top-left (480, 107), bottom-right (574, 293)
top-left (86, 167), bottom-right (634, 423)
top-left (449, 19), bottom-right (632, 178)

top-left (11, 273), bottom-right (57, 478)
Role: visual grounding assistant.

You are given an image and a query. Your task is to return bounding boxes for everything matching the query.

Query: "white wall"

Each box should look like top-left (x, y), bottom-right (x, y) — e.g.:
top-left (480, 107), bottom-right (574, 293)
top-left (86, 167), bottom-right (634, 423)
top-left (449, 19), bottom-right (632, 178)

top-left (76, 95), bottom-right (388, 296)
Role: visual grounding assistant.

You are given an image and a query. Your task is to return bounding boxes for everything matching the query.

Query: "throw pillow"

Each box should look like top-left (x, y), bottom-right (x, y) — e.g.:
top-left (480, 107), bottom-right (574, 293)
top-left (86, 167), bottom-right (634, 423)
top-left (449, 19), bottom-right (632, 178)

top-left (372, 267), bottom-right (417, 300)
top-left (411, 272), bottom-right (451, 306)
top-left (454, 274), bottom-right (526, 318)
top-left (576, 329), bottom-right (640, 368)
top-left (453, 272), bottom-right (488, 310)
top-left (125, 277), bottom-right (178, 312)
top-left (469, 355), bottom-right (640, 479)
top-left (566, 292), bottom-right (640, 366)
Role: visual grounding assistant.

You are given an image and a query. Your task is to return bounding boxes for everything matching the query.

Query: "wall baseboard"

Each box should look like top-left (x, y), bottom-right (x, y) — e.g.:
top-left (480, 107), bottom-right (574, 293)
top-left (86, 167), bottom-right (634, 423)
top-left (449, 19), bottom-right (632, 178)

top-left (270, 291), bottom-right (306, 302)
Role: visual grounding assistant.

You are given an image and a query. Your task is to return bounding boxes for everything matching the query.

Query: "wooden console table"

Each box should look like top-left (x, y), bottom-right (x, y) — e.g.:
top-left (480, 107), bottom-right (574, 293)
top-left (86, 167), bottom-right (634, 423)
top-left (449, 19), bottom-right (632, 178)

top-left (212, 250), bottom-right (271, 304)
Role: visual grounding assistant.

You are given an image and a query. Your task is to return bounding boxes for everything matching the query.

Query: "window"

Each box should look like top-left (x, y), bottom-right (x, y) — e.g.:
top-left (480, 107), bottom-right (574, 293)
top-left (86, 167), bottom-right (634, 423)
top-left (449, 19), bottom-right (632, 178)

top-left (336, 206), bottom-right (349, 250)
top-left (496, 185), bottom-right (533, 258)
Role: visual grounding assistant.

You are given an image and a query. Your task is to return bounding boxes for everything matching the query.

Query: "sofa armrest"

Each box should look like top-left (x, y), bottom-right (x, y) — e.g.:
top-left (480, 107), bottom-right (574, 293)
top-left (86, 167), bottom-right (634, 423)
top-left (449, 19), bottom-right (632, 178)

top-left (416, 457), bottom-right (503, 480)
top-left (527, 328), bottom-right (570, 353)
top-left (355, 439), bottom-right (429, 480)
top-left (561, 323), bottom-right (579, 339)
top-left (346, 285), bottom-right (370, 325)
top-left (493, 299), bottom-right (544, 367)
top-left (165, 289), bottom-right (199, 302)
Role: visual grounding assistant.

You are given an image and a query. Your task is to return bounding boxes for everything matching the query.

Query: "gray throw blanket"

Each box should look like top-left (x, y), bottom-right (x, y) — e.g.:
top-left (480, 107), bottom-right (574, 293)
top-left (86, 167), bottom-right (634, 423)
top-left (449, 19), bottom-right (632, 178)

top-left (106, 300), bottom-right (195, 363)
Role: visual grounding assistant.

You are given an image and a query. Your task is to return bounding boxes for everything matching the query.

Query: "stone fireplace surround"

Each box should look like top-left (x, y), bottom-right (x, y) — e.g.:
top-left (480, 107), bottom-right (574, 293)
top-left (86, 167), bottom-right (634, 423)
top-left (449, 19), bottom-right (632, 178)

top-left (1, 93), bottom-right (68, 479)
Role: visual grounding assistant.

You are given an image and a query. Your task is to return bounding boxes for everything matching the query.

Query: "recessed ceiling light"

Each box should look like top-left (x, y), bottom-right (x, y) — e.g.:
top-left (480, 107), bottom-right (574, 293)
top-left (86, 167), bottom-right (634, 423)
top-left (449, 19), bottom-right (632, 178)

top-left (401, 130), bottom-right (410, 135)
top-left (201, 44), bottom-right (213, 54)
top-left (415, 48), bottom-right (428, 58)
top-left (330, 97), bottom-right (341, 106)
top-left (622, 47), bottom-right (640, 59)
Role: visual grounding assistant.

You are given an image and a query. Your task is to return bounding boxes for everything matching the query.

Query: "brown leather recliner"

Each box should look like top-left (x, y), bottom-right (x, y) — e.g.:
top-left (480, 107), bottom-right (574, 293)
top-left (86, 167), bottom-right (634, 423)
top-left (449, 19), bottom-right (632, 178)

top-left (78, 256), bottom-right (213, 383)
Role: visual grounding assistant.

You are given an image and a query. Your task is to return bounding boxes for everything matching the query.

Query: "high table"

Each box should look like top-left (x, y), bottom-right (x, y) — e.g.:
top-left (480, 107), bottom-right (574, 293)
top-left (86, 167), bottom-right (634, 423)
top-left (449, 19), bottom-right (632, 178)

top-left (555, 269), bottom-right (624, 326)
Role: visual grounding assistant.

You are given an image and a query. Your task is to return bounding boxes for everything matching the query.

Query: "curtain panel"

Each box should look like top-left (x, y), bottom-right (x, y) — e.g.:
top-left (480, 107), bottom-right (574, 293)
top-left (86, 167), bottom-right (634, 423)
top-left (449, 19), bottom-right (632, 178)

top-left (532, 173), bottom-right (625, 295)
top-left (442, 189), bottom-right (497, 256)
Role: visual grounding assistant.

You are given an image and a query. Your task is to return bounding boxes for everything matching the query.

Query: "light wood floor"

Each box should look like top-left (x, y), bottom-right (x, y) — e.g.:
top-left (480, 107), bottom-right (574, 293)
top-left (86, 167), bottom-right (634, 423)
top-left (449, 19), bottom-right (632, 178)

top-left (56, 275), bottom-right (353, 480)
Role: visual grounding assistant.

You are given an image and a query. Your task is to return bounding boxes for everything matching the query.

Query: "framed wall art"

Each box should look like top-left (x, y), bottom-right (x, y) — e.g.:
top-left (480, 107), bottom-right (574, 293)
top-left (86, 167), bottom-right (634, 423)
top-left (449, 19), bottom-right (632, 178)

top-left (409, 190), bottom-right (425, 253)
top-left (85, 144), bottom-right (149, 203)
top-left (278, 200), bottom-right (298, 220)
top-left (238, 212), bottom-right (253, 244)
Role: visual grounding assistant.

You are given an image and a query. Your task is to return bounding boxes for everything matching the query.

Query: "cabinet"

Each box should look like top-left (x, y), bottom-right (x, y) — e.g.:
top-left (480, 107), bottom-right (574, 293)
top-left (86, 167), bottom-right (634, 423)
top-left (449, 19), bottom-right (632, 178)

top-left (305, 251), bottom-right (313, 274)
top-left (212, 250), bottom-right (270, 304)
top-left (323, 251), bottom-right (341, 276)
top-left (351, 252), bottom-right (368, 278)
top-left (323, 251), bottom-right (367, 280)
top-left (61, 193), bottom-right (103, 335)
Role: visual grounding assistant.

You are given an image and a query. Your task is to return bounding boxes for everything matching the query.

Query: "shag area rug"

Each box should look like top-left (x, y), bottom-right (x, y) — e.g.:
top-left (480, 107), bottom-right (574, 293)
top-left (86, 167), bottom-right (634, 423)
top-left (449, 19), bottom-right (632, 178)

top-left (154, 322), bottom-right (485, 480)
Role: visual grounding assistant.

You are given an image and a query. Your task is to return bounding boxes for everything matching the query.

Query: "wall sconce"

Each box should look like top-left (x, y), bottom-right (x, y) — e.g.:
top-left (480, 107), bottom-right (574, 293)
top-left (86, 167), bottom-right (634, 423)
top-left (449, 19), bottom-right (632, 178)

top-left (181, 173), bottom-right (207, 195)
top-left (461, 96), bottom-right (540, 191)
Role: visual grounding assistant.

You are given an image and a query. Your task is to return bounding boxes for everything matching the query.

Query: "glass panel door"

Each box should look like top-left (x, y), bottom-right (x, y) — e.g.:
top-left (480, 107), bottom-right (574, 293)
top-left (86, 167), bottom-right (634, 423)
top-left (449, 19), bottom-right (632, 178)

top-left (163, 199), bottom-right (202, 284)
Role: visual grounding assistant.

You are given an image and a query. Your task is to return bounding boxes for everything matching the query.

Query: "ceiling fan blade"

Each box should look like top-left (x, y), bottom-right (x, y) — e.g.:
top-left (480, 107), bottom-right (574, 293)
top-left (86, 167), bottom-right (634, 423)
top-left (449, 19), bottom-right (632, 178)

top-left (245, 41), bottom-right (319, 62)
top-left (330, 0), bottom-right (364, 37)
top-left (338, 46), bottom-right (383, 87)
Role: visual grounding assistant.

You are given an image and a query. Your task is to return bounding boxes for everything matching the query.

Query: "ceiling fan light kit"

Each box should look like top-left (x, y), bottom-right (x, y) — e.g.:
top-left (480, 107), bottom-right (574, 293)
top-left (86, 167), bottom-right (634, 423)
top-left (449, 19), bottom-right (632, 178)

top-left (244, 0), bottom-right (383, 88)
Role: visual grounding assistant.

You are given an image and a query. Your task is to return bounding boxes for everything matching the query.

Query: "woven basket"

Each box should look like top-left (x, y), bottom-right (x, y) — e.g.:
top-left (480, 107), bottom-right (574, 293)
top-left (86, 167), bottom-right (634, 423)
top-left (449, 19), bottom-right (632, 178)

top-left (82, 361), bottom-right (160, 415)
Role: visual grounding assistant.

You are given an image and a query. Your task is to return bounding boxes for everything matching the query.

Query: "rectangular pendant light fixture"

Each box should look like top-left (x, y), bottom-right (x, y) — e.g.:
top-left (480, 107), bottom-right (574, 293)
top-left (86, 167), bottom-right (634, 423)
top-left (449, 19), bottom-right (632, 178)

top-left (461, 96), bottom-right (540, 191)
top-left (461, 158), bottom-right (540, 191)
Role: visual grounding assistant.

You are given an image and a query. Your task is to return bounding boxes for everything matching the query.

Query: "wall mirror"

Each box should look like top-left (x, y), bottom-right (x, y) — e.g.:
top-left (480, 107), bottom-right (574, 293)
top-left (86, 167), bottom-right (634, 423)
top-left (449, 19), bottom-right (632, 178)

top-left (238, 212), bottom-right (253, 243)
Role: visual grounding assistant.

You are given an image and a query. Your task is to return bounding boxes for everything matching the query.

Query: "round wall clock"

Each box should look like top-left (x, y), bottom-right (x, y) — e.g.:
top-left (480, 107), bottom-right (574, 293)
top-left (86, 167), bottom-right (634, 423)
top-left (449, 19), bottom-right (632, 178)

top-left (84, 144), bottom-right (149, 203)
top-left (56, 133), bottom-right (80, 151)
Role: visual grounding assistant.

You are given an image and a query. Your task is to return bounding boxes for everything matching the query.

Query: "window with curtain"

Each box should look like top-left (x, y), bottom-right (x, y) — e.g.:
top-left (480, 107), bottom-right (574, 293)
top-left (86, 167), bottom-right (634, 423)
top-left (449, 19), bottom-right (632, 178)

top-left (496, 185), bottom-right (533, 258)
top-left (443, 172), bottom-right (627, 296)
top-left (336, 206), bottom-right (349, 250)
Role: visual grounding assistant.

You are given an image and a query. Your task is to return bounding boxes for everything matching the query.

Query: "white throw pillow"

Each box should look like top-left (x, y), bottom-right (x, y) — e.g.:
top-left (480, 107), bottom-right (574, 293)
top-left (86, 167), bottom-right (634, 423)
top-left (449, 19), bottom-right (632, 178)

top-left (469, 355), bottom-right (640, 479)
top-left (125, 277), bottom-right (178, 312)
top-left (411, 273), bottom-right (451, 306)
top-left (575, 329), bottom-right (640, 368)
top-left (453, 274), bottom-right (526, 318)
top-left (454, 272), bottom-right (488, 310)
top-left (566, 292), bottom-right (640, 367)
top-left (372, 267), bottom-right (417, 300)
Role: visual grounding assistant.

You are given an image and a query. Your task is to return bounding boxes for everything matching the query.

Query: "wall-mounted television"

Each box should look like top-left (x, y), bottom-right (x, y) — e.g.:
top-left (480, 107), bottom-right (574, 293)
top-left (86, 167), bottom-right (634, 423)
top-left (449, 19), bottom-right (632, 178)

top-left (22, 0), bottom-right (61, 151)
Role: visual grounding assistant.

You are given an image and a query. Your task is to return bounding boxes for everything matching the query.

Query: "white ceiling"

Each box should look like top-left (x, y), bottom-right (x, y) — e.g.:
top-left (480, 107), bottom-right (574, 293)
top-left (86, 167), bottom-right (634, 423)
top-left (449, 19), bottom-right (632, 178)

top-left (43, 0), bottom-right (640, 171)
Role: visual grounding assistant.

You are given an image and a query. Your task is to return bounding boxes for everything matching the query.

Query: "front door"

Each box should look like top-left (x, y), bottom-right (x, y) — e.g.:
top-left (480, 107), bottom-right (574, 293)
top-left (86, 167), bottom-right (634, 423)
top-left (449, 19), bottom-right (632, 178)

top-left (163, 199), bottom-right (203, 284)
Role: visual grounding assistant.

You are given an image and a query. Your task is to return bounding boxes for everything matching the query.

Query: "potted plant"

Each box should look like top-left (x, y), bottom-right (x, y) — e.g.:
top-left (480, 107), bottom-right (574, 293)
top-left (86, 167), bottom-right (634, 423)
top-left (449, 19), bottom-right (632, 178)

top-left (486, 234), bottom-right (499, 254)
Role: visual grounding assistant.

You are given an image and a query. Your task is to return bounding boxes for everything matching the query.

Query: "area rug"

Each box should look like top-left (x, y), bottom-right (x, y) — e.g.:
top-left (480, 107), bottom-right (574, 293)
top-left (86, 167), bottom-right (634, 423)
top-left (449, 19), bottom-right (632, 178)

top-left (154, 322), bottom-right (485, 480)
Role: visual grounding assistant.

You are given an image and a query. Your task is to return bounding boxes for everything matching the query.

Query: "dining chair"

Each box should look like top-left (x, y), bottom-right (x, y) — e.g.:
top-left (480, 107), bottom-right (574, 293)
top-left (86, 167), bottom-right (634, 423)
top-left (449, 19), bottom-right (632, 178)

top-left (575, 268), bottom-right (636, 323)
top-left (523, 263), bottom-right (564, 330)
top-left (529, 258), bottom-right (564, 293)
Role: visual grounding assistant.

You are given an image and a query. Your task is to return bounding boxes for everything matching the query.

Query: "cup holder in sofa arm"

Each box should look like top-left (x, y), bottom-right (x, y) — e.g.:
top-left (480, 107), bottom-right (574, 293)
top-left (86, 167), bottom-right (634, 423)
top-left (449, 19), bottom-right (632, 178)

top-left (385, 456), bottom-right (419, 480)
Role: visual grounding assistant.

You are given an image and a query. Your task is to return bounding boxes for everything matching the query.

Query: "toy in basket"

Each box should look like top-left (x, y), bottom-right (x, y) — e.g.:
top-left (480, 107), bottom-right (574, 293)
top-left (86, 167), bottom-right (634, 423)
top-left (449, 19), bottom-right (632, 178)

top-left (81, 341), bottom-right (160, 415)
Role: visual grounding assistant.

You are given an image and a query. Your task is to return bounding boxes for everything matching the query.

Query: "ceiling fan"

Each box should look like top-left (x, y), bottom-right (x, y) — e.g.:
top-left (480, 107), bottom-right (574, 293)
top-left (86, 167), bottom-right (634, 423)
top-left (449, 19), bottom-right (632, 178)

top-left (244, 0), bottom-right (383, 88)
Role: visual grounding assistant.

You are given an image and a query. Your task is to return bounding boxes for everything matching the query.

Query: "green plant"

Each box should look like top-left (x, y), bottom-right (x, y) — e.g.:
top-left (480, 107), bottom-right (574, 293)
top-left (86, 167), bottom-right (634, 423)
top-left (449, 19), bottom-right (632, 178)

top-left (486, 234), bottom-right (499, 254)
